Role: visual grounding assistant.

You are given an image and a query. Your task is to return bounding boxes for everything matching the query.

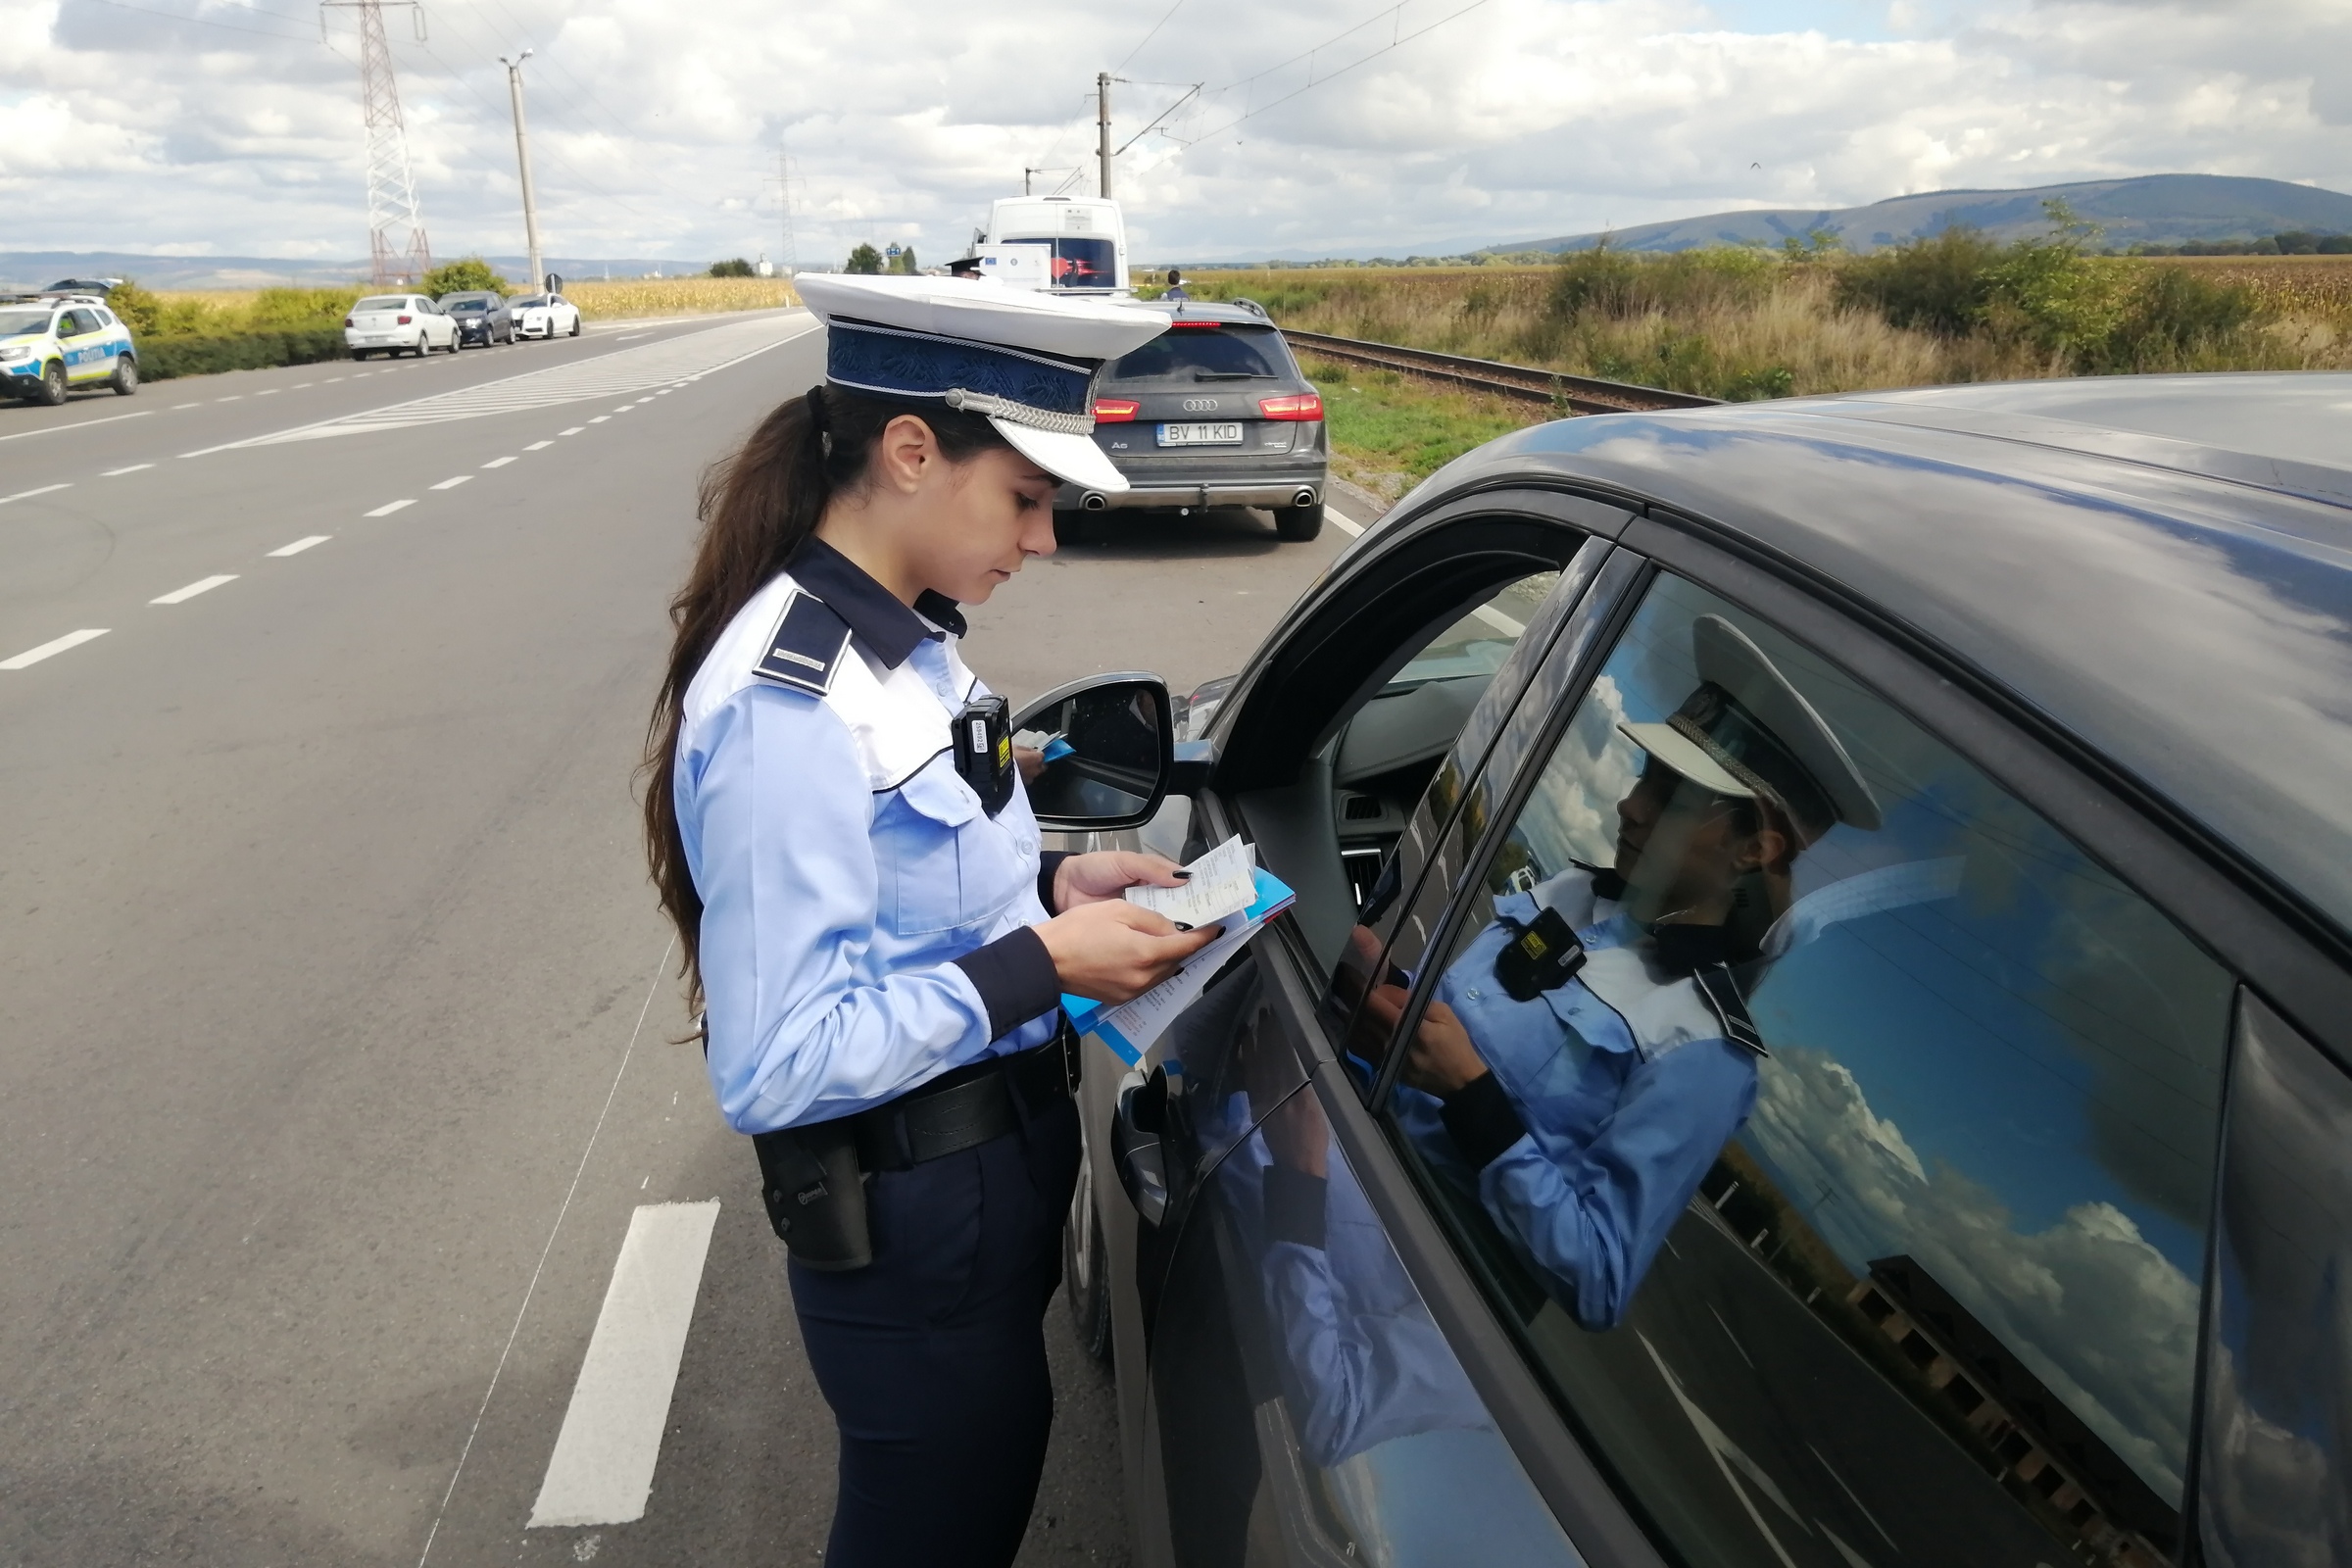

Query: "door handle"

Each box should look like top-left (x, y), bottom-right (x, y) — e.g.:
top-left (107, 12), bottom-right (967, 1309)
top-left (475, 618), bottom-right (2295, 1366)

top-left (1110, 1065), bottom-right (1170, 1227)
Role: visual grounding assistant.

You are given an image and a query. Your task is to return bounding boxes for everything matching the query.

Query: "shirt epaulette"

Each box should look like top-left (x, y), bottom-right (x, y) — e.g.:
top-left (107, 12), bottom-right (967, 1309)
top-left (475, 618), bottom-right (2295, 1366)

top-left (1688, 963), bottom-right (1769, 1057)
top-left (753, 589), bottom-right (853, 697)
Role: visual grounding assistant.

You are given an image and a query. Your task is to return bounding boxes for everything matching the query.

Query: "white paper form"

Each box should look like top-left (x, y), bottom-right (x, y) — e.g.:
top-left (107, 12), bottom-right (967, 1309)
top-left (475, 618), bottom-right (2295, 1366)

top-left (1095, 918), bottom-right (1257, 1059)
top-left (1124, 834), bottom-right (1255, 928)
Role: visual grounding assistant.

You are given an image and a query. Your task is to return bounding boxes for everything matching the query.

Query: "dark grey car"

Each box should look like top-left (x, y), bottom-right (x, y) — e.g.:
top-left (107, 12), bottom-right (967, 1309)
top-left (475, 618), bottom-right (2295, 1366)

top-left (437, 291), bottom-right (514, 347)
top-left (1060, 299), bottom-right (1330, 542)
top-left (1009, 373), bottom-right (2352, 1568)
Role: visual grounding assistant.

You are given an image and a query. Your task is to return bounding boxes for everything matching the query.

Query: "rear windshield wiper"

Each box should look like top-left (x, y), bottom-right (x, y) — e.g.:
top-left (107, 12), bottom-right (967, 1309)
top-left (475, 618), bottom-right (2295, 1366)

top-left (1193, 370), bottom-right (1274, 380)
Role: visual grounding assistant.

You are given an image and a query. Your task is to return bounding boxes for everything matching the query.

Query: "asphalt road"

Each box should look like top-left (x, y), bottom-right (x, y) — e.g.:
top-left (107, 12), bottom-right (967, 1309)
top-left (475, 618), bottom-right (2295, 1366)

top-left (0, 313), bottom-right (1360, 1565)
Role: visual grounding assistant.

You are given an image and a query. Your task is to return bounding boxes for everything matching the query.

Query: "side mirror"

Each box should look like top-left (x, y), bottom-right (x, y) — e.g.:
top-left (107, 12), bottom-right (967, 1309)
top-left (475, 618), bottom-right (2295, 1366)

top-left (1012, 672), bottom-right (1175, 832)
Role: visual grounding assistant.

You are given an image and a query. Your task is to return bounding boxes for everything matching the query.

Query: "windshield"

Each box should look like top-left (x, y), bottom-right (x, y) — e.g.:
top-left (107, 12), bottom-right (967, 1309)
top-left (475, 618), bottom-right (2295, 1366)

top-left (1108, 324), bottom-right (1287, 381)
top-left (444, 298), bottom-right (489, 312)
top-left (0, 309), bottom-right (56, 337)
top-left (512, 295), bottom-right (544, 308)
top-left (354, 296), bottom-right (409, 311)
top-left (1387, 574), bottom-right (1561, 691)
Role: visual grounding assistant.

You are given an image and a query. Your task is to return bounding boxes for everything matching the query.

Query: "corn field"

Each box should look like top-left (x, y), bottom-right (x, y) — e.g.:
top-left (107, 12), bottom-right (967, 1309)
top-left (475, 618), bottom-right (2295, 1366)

top-left (564, 277), bottom-right (800, 319)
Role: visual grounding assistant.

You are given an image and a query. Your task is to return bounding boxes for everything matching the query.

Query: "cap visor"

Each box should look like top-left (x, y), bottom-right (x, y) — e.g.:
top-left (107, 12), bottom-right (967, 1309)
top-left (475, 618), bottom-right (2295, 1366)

top-left (1618, 721), bottom-right (1756, 800)
top-left (994, 418), bottom-right (1130, 493)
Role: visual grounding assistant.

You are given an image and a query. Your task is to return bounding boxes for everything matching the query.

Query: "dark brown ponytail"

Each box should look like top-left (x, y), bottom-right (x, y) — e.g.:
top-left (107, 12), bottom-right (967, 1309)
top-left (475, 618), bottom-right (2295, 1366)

top-left (640, 385), bottom-right (1010, 1022)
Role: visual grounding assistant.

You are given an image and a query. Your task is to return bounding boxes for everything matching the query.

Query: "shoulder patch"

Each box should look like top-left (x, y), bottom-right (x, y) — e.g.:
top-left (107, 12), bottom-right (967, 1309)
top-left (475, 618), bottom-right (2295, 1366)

top-left (1689, 964), bottom-right (1768, 1057)
top-left (753, 590), bottom-right (852, 697)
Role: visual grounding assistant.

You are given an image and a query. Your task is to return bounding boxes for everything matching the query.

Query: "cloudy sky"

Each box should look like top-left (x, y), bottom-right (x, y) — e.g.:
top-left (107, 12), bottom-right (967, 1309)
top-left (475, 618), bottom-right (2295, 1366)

top-left (2, 0), bottom-right (2348, 267)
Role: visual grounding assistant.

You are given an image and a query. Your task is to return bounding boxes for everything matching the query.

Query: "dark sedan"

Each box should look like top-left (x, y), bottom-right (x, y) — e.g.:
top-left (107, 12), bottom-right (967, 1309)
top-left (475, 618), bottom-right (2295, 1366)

top-left (437, 290), bottom-right (514, 347)
top-left (1011, 374), bottom-right (2352, 1568)
top-left (1059, 299), bottom-right (1331, 542)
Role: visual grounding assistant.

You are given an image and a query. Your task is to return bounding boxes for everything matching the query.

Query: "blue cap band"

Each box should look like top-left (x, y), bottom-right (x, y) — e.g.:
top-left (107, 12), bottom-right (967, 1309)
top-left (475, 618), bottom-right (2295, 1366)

top-left (825, 318), bottom-right (1096, 417)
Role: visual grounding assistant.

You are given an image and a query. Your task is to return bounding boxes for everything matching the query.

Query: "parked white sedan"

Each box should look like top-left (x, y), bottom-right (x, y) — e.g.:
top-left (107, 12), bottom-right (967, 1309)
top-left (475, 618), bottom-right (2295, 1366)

top-left (510, 291), bottom-right (583, 340)
top-left (343, 294), bottom-right (458, 359)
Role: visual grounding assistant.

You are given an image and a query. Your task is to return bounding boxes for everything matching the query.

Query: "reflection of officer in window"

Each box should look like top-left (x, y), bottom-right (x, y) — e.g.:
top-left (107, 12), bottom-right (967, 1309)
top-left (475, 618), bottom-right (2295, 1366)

top-left (1374, 615), bottom-right (1881, 1329)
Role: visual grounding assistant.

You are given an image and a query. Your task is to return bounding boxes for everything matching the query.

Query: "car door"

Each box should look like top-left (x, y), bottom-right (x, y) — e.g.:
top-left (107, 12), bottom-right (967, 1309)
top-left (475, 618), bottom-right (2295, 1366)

top-left (1085, 491), bottom-right (1635, 1565)
top-left (60, 309), bottom-right (109, 381)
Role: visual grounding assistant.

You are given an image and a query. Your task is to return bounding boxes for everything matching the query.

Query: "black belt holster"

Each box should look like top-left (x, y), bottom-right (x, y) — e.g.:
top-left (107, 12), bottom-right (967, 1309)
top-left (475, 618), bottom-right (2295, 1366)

top-left (751, 1016), bottom-right (1078, 1271)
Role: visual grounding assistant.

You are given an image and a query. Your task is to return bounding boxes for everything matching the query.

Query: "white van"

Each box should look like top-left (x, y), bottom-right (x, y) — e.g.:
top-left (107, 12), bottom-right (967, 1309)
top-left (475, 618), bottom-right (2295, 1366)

top-left (980, 196), bottom-right (1128, 293)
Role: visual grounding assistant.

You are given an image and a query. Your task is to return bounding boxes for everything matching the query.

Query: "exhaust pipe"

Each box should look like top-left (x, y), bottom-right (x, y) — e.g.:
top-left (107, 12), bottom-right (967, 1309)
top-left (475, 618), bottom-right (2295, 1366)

top-left (1081, 492), bottom-right (1110, 512)
top-left (1292, 487), bottom-right (1319, 509)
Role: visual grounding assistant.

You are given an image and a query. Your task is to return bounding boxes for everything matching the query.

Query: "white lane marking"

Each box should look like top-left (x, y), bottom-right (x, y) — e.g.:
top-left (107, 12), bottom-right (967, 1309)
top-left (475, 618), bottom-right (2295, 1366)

top-left (325, 376), bottom-right (345, 383)
top-left (633, 397), bottom-right (654, 405)
top-left (430, 475), bottom-right (472, 490)
top-left (481, 456), bottom-right (516, 468)
top-left (187, 316), bottom-right (816, 453)
top-left (560, 426), bottom-right (585, 435)
top-left (612, 405), bottom-right (635, 414)
top-left (615, 332), bottom-right (651, 341)
top-left (413, 940), bottom-right (673, 1568)
top-left (0, 411), bottom-right (153, 444)
top-left (268, 535), bottom-right (331, 557)
top-left (294, 382), bottom-right (314, 389)
top-left (527, 1200), bottom-right (722, 1528)
top-left (173, 403), bottom-right (201, 410)
top-left (524, 440), bottom-right (552, 451)
top-left (216, 395), bottom-right (242, 402)
top-left (151, 573), bottom-right (238, 605)
top-left (102, 464), bottom-right (155, 476)
top-left (1326, 505), bottom-right (1365, 538)
top-left (1, 482), bottom-right (73, 506)
top-left (2, 628), bottom-right (110, 670)
top-left (366, 499), bottom-right (416, 517)
top-left (258, 388), bottom-right (281, 396)
top-left (588, 416), bottom-right (610, 423)
top-left (655, 388), bottom-right (672, 396)
top-left (1474, 603), bottom-right (1526, 637)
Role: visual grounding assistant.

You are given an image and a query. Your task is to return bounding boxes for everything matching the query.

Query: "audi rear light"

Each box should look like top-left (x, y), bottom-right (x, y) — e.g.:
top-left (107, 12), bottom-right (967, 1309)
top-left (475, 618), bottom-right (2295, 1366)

top-left (1258, 392), bottom-right (1323, 421)
top-left (343, 317), bottom-right (354, 327)
top-left (397, 314), bottom-right (413, 324)
top-left (1093, 398), bottom-right (1140, 422)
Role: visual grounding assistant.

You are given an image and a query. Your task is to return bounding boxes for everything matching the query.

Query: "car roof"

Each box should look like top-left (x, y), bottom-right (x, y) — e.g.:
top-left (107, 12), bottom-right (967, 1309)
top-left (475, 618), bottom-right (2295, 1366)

top-left (1389, 372), bottom-right (2352, 941)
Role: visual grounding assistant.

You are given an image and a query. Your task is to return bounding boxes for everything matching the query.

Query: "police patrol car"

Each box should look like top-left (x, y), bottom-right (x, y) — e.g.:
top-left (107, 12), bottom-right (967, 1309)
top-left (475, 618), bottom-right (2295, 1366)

top-left (0, 294), bottom-right (139, 405)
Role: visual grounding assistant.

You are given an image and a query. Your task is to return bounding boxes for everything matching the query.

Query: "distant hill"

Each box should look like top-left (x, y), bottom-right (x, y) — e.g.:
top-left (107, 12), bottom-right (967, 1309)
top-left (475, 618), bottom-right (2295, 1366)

top-left (0, 252), bottom-right (716, 291)
top-left (1491, 174), bottom-right (2352, 256)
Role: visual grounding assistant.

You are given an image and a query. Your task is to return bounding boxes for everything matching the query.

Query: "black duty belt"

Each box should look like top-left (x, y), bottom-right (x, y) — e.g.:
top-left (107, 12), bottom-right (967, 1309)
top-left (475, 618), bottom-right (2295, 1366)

top-left (849, 1016), bottom-right (1079, 1172)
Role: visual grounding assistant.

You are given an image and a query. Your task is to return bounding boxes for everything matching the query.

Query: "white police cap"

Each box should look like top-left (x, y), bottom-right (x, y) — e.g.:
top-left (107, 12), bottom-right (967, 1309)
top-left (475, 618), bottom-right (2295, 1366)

top-left (795, 272), bottom-right (1169, 494)
top-left (1618, 613), bottom-right (1882, 840)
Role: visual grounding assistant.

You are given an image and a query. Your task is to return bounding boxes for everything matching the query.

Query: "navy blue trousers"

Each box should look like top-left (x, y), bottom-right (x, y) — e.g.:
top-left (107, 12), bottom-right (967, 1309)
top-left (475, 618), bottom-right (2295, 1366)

top-left (788, 1095), bottom-right (1081, 1568)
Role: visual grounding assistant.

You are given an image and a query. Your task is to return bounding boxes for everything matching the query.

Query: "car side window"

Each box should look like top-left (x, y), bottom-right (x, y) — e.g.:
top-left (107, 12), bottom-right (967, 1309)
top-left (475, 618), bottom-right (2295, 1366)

top-left (63, 309), bottom-right (97, 336)
top-left (1375, 570), bottom-right (2233, 1568)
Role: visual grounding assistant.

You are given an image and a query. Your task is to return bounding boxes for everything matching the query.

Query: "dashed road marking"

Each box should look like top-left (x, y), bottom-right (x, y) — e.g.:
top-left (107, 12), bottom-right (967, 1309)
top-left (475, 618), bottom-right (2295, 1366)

top-left (216, 396), bottom-right (242, 402)
top-left (294, 382), bottom-right (314, 389)
top-left (173, 403), bottom-right (201, 410)
top-left (524, 440), bottom-right (552, 451)
top-left (1326, 505), bottom-right (1365, 538)
top-left (1, 483), bottom-right (74, 506)
top-left (102, 465), bottom-right (154, 477)
top-left (430, 475), bottom-right (472, 490)
top-left (1, 628), bottom-right (110, 670)
top-left (258, 388), bottom-right (281, 396)
top-left (589, 416), bottom-right (610, 424)
top-left (268, 535), bottom-right (331, 557)
top-left (560, 426), bottom-right (585, 436)
top-left (365, 499), bottom-right (416, 517)
top-left (481, 456), bottom-right (516, 468)
top-left (151, 574), bottom-right (238, 605)
top-left (528, 1201), bottom-right (721, 1529)
top-left (0, 411), bottom-right (152, 444)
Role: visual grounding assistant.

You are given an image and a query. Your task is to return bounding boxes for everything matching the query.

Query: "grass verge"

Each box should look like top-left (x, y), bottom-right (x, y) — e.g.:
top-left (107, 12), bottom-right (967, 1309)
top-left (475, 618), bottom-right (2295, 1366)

top-left (1299, 354), bottom-right (1546, 499)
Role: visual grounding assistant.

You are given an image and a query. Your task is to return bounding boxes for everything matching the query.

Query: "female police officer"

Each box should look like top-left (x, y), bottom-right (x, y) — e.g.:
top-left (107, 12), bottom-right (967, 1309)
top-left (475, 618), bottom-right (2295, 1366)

top-left (641, 274), bottom-right (1219, 1567)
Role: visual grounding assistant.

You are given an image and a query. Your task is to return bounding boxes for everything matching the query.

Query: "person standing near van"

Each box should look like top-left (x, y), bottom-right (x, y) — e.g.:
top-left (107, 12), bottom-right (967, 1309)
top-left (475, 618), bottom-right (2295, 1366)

top-left (1161, 268), bottom-right (1190, 300)
top-left (641, 274), bottom-right (1219, 1567)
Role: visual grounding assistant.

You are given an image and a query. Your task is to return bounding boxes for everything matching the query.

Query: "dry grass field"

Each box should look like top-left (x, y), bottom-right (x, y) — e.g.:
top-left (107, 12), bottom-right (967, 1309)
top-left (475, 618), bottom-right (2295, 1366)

top-left (564, 276), bottom-right (799, 318)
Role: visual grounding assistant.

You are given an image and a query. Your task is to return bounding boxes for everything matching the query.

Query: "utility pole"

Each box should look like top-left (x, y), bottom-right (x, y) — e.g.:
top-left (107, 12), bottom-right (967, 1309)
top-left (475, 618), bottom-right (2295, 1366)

top-left (501, 52), bottom-right (545, 293)
top-left (776, 137), bottom-right (799, 275)
top-left (1097, 72), bottom-right (1112, 201)
top-left (322, 0), bottom-right (430, 286)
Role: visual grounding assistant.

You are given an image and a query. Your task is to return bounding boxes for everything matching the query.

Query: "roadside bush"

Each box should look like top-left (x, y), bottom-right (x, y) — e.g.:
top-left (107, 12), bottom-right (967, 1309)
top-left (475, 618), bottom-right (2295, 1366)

top-left (709, 258), bottom-right (757, 277)
top-left (2097, 266), bottom-right (2269, 368)
top-left (1834, 226), bottom-right (2003, 335)
top-left (139, 328), bottom-right (348, 380)
top-left (1552, 243), bottom-right (1779, 322)
top-left (422, 257), bottom-right (508, 295)
top-left (846, 244), bottom-right (884, 274)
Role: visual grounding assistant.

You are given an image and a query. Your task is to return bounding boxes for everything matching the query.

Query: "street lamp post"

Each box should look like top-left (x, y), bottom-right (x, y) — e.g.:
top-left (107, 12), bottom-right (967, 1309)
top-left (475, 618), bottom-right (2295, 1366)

top-left (500, 51), bottom-right (544, 292)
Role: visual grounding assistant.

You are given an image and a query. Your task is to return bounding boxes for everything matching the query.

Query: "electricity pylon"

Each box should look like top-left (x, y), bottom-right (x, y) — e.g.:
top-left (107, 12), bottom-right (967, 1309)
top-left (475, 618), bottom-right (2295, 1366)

top-left (323, 0), bottom-right (432, 285)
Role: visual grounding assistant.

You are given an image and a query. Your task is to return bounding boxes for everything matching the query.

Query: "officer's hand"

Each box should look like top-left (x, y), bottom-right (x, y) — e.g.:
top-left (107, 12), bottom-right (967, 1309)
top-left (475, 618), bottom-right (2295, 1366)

top-left (1053, 851), bottom-right (1187, 911)
top-left (1037, 900), bottom-right (1222, 1004)
top-left (1400, 1001), bottom-right (1488, 1097)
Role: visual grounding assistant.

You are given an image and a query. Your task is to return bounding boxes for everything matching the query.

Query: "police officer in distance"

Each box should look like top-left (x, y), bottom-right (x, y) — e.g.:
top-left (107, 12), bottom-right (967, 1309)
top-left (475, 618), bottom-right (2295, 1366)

top-left (1370, 615), bottom-right (1885, 1329)
top-left (641, 274), bottom-right (1220, 1567)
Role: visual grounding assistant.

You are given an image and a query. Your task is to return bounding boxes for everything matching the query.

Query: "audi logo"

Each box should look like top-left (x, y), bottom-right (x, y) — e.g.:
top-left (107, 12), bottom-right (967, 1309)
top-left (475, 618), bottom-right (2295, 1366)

top-left (1181, 397), bottom-right (1220, 412)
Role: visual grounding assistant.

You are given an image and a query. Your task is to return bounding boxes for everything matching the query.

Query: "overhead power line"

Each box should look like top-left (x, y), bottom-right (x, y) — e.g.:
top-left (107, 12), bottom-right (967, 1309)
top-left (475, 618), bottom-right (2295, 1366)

top-left (1169, 0), bottom-right (1491, 151)
top-left (75, 0), bottom-right (314, 44)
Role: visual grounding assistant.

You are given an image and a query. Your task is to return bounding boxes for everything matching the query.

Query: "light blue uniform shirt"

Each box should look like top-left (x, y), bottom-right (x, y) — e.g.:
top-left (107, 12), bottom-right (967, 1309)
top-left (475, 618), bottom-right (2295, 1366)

top-left (674, 551), bottom-right (1057, 1135)
top-left (1395, 868), bottom-right (1760, 1329)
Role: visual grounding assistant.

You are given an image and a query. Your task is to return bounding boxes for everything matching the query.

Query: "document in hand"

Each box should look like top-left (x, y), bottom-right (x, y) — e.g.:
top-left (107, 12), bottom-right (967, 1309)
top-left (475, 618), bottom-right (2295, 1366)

top-left (1063, 862), bottom-right (1297, 1065)
top-left (1121, 834), bottom-right (1255, 928)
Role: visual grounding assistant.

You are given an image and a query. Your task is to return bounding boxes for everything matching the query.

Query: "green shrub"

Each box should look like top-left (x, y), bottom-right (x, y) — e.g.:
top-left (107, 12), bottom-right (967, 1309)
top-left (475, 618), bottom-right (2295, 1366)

top-left (1833, 226), bottom-right (2003, 335)
top-left (709, 258), bottom-right (757, 277)
top-left (422, 257), bottom-right (509, 296)
top-left (139, 328), bottom-right (349, 380)
top-left (1552, 243), bottom-right (1779, 322)
top-left (2095, 266), bottom-right (2269, 370)
top-left (846, 243), bottom-right (883, 274)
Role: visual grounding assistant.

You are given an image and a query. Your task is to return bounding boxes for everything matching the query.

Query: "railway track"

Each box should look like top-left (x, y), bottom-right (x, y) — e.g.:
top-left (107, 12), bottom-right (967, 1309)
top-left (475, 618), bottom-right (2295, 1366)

top-left (1278, 328), bottom-right (1721, 416)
